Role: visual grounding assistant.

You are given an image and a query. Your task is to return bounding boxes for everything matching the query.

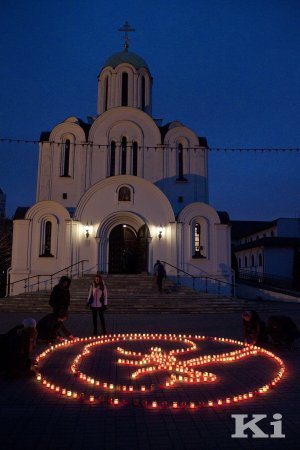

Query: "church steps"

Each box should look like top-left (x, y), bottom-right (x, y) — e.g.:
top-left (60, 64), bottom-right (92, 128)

top-left (0, 274), bottom-right (286, 314)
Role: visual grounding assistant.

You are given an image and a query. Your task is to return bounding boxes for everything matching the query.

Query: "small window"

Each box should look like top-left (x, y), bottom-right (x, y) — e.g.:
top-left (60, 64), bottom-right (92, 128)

top-left (176, 143), bottom-right (187, 181)
top-left (40, 220), bottom-right (54, 257)
top-left (244, 256), bottom-right (248, 268)
top-left (141, 76), bottom-right (146, 111)
top-left (104, 77), bottom-right (109, 111)
top-left (110, 141), bottom-right (116, 176)
top-left (258, 253), bottom-right (263, 267)
top-left (251, 255), bottom-right (255, 267)
top-left (118, 186), bottom-right (131, 201)
top-left (238, 257), bottom-right (241, 268)
top-left (122, 72), bottom-right (128, 106)
top-left (132, 142), bottom-right (138, 176)
top-left (62, 140), bottom-right (71, 176)
top-left (121, 137), bottom-right (127, 174)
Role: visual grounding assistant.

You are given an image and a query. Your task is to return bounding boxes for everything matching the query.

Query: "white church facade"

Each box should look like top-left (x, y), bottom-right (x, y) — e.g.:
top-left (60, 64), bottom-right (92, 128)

top-left (9, 42), bottom-right (232, 295)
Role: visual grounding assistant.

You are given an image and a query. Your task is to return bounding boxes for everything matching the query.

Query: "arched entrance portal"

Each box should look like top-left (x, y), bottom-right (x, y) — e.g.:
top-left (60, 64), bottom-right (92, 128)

top-left (108, 224), bottom-right (149, 274)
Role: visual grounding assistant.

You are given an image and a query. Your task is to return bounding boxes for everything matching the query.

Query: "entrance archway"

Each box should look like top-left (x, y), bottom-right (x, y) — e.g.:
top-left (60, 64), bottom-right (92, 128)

top-left (108, 224), bottom-right (149, 274)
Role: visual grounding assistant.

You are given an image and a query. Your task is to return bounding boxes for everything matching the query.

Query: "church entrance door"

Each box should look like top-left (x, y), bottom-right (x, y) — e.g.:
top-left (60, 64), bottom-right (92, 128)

top-left (108, 224), bottom-right (149, 274)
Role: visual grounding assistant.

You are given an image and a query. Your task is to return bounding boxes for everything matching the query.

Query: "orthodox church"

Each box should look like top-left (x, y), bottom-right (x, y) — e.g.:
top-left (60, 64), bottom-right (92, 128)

top-left (9, 27), bottom-right (232, 295)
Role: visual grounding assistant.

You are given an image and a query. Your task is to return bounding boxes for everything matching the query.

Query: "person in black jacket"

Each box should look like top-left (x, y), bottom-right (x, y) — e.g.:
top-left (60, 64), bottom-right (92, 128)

top-left (0, 318), bottom-right (37, 378)
top-left (49, 276), bottom-right (71, 314)
top-left (36, 310), bottom-right (75, 343)
top-left (242, 310), bottom-right (268, 345)
top-left (267, 315), bottom-right (300, 348)
top-left (153, 260), bottom-right (166, 292)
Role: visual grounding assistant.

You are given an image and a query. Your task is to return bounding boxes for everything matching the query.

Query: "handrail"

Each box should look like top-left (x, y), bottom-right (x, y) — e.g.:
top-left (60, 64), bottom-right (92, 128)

top-left (161, 260), bottom-right (235, 297)
top-left (6, 260), bottom-right (88, 296)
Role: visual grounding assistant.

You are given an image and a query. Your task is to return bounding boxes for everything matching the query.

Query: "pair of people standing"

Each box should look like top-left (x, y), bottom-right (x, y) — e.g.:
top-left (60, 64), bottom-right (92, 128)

top-left (86, 275), bottom-right (108, 335)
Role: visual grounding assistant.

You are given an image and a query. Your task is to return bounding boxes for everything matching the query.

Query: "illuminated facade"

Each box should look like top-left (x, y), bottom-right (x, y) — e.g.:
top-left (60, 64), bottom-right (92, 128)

top-left (9, 45), bottom-right (231, 294)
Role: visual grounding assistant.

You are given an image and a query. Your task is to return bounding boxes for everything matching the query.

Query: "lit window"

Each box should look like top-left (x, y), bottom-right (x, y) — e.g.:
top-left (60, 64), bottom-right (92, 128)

top-left (193, 222), bottom-right (205, 258)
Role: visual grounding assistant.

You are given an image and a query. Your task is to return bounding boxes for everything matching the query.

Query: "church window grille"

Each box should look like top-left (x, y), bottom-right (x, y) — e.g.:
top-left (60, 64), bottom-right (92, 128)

top-left (62, 139), bottom-right (71, 176)
top-left (141, 76), bottom-right (146, 111)
top-left (121, 137), bottom-right (127, 174)
top-left (132, 141), bottom-right (138, 175)
top-left (110, 141), bottom-right (116, 176)
top-left (121, 72), bottom-right (128, 106)
top-left (118, 186), bottom-right (131, 201)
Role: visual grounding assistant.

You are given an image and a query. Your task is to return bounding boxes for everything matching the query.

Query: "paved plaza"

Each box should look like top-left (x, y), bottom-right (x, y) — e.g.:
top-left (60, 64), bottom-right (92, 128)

top-left (0, 302), bottom-right (300, 450)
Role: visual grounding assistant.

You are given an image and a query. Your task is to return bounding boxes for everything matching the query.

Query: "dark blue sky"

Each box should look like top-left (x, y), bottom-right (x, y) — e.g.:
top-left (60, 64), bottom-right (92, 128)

top-left (1, 0), bottom-right (299, 220)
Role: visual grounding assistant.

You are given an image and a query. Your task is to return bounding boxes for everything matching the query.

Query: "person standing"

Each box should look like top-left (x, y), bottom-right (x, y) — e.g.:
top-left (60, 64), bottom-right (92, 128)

top-left (153, 260), bottom-right (166, 292)
top-left (49, 276), bottom-right (71, 315)
top-left (87, 274), bottom-right (108, 335)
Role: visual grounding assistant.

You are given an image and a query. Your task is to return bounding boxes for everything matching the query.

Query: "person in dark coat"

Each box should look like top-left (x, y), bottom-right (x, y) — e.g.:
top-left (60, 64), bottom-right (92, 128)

top-left (36, 310), bottom-right (75, 343)
top-left (267, 315), bottom-right (300, 348)
top-left (49, 276), bottom-right (71, 314)
top-left (242, 310), bottom-right (268, 345)
top-left (153, 260), bottom-right (166, 292)
top-left (0, 318), bottom-right (37, 378)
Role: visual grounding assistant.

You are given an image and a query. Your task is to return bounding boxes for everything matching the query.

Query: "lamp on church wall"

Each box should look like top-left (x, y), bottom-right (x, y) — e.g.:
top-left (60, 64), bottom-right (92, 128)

top-left (157, 226), bottom-right (164, 240)
top-left (84, 222), bottom-right (92, 239)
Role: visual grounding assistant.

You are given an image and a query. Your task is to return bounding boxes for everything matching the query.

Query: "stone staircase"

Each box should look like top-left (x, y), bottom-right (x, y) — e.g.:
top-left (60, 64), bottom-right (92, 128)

top-left (0, 273), bottom-right (290, 314)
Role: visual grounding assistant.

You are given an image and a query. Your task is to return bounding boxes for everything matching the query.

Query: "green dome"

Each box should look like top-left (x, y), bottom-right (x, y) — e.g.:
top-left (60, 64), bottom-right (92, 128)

top-left (103, 51), bottom-right (149, 70)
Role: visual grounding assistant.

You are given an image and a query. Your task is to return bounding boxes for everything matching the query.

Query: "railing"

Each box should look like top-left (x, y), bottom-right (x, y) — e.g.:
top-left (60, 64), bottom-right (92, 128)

top-left (237, 269), bottom-right (297, 291)
top-left (6, 260), bottom-right (88, 296)
top-left (161, 261), bottom-right (235, 297)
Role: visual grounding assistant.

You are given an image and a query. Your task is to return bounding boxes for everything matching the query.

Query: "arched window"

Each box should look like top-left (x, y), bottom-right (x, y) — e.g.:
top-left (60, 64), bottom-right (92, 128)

top-left (141, 76), bottom-right (146, 111)
top-left (110, 141), bottom-right (116, 176)
top-left (121, 72), bottom-right (128, 106)
top-left (244, 256), bottom-right (248, 268)
top-left (62, 139), bottom-right (70, 176)
top-left (192, 221), bottom-right (206, 258)
top-left (238, 257), bottom-right (241, 268)
top-left (176, 143), bottom-right (186, 181)
top-left (121, 137), bottom-right (127, 174)
top-left (251, 255), bottom-right (255, 267)
top-left (40, 220), bottom-right (53, 257)
top-left (258, 253), bottom-right (263, 267)
top-left (104, 77), bottom-right (109, 111)
top-left (132, 141), bottom-right (138, 176)
top-left (118, 186), bottom-right (131, 201)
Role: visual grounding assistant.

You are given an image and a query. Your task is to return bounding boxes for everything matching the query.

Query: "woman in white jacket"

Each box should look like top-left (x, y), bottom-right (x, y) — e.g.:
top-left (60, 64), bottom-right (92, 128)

top-left (87, 274), bottom-right (108, 335)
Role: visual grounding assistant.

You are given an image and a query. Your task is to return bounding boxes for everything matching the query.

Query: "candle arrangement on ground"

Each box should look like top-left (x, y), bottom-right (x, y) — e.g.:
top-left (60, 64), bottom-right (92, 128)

top-left (35, 333), bottom-right (285, 409)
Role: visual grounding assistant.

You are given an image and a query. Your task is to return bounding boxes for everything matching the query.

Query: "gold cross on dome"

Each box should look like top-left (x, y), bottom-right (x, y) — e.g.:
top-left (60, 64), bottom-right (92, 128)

top-left (118, 21), bottom-right (135, 51)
